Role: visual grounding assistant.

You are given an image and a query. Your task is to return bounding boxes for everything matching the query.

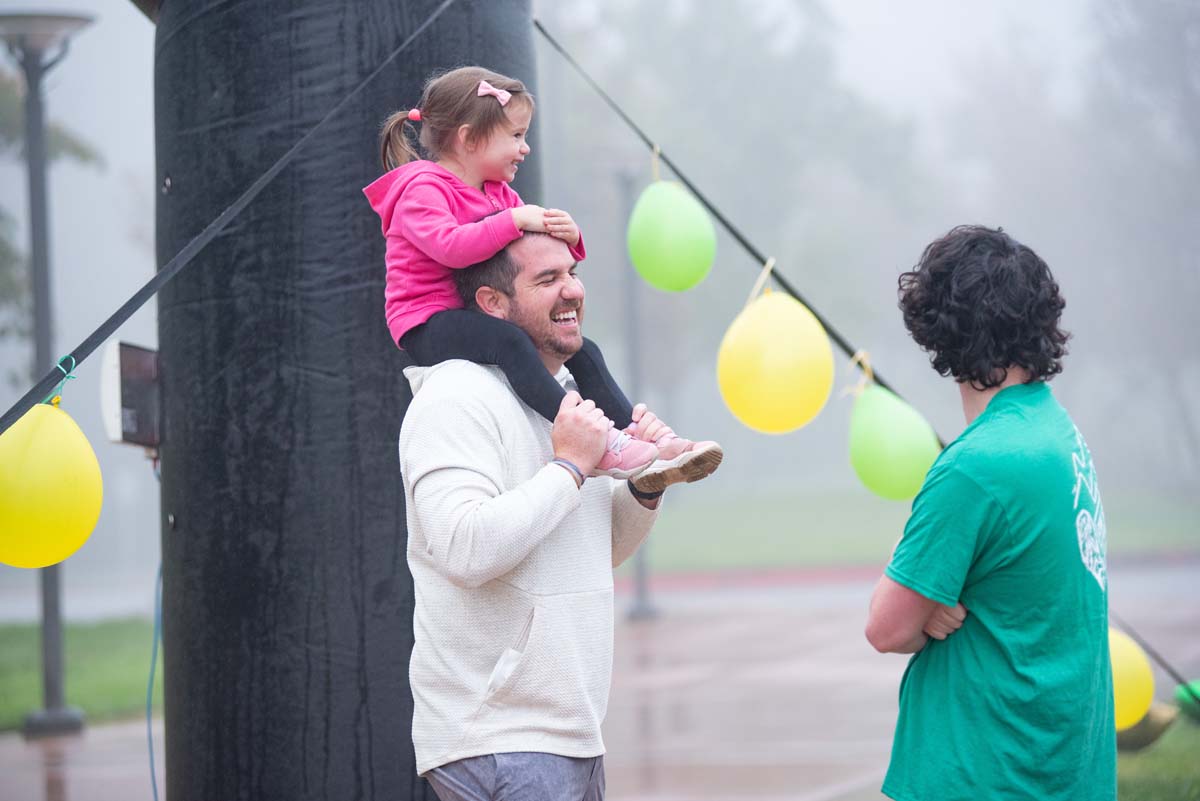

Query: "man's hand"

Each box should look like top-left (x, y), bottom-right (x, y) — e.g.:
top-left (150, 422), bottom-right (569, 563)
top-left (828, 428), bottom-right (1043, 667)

top-left (551, 391), bottom-right (609, 479)
top-left (512, 204), bottom-right (548, 233)
top-left (544, 208), bottom-right (580, 247)
top-left (627, 402), bottom-right (673, 444)
top-left (923, 603), bottom-right (967, 641)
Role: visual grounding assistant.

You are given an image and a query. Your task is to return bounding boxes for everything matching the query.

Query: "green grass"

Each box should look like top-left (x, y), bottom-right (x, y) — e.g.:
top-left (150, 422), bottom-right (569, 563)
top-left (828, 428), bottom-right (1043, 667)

top-left (640, 488), bottom-right (906, 573)
top-left (1119, 720), bottom-right (1200, 801)
top-left (631, 488), bottom-right (1199, 575)
top-left (0, 618), bottom-right (162, 732)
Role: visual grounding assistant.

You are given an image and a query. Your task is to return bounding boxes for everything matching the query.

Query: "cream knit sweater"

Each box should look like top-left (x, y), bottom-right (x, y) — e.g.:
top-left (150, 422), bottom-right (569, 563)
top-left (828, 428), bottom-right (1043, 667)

top-left (399, 360), bottom-right (659, 776)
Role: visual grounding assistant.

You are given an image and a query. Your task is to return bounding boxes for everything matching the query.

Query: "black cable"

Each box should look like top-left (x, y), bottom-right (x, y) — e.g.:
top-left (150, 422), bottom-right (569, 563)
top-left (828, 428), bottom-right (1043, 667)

top-left (533, 18), bottom-right (919, 427)
top-left (147, 454), bottom-right (162, 801)
top-left (0, 0), bottom-right (463, 438)
top-left (147, 561), bottom-right (162, 801)
top-left (1111, 611), bottom-right (1200, 708)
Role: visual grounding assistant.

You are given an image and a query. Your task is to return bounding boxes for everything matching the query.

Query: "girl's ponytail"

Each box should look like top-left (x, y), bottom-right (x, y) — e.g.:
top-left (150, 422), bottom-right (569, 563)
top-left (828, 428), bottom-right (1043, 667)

top-left (379, 110), bottom-right (420, 170)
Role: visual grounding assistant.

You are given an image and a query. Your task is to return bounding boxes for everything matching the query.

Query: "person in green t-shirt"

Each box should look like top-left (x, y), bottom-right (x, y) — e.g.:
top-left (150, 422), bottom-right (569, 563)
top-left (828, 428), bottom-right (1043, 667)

top-left (865, 225), bottom-right (1116, 801)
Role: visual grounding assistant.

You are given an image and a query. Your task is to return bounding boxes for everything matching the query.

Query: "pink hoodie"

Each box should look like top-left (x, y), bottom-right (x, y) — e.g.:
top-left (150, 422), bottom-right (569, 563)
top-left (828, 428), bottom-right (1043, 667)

top-left (362, 160), bottom-right (586, 346)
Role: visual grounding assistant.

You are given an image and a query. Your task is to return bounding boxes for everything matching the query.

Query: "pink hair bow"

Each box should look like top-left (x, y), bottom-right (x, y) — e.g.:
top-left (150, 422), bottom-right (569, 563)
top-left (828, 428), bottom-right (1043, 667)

top-left (477, 80), bottom-right (511, 106)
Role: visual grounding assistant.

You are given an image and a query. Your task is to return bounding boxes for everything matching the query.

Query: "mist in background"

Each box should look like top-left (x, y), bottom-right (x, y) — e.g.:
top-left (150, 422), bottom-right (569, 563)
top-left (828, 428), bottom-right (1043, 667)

top-left (1, 0), bottom-right (1196, 621)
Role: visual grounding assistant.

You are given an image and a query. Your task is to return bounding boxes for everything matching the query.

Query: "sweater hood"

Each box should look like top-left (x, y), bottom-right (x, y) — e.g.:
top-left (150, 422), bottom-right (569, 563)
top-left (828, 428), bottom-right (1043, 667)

top-left (403, 362), bottom-right (453, 396)
top-left (362, 161), bottom-right (456, 234)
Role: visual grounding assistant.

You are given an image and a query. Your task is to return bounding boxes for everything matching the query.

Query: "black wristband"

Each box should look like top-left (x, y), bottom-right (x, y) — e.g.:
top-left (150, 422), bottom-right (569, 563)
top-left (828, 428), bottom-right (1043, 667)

top-left (627, 481), bottom-right (664, 501)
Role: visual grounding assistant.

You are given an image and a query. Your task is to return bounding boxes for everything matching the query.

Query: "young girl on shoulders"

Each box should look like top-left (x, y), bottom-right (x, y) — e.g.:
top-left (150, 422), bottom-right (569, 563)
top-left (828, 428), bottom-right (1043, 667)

top-left (364, 66), bottom-right (720, 485)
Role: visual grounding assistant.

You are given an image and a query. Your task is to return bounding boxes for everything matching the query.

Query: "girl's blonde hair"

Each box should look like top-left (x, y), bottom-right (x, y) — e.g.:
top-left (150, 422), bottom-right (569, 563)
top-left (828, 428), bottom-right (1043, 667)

top-left (379, 66), bottom-right (534, 171)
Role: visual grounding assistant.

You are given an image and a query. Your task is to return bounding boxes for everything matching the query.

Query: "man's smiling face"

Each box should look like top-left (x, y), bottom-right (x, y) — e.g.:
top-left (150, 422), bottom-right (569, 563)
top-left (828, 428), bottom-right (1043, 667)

top-left (503, 234), bottom-right (585, 370)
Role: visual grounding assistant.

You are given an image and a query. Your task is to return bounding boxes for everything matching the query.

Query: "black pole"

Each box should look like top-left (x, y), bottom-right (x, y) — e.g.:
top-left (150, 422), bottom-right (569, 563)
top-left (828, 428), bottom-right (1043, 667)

top-left (155, 2), bottom-right (536, 798)
top-left (23, 54), bottom-right (50, 372)
top-left (17, 42), bottom-right (85, 739)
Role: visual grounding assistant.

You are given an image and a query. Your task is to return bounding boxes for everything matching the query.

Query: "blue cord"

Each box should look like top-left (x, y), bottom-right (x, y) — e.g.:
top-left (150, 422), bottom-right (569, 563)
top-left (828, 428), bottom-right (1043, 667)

top-left (147, 561), bottom-right (162, 801)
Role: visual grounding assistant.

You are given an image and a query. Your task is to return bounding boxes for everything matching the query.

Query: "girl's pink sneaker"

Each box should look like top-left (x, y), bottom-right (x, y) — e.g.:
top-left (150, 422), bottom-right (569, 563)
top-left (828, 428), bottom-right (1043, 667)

top-left (589, 428), bottom-right (658, 479)
top-left (629, 436), bottom-right (724, 494)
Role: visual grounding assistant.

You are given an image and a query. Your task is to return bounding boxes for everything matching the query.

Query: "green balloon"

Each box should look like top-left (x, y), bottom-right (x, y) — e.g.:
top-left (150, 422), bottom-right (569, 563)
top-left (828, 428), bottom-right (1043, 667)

top-left (849, 384), bottom-right (942, 501)
top-left (626, 181), bottom-right (716, 292)
top-left (1177, 680), bottom-right (1200, 723)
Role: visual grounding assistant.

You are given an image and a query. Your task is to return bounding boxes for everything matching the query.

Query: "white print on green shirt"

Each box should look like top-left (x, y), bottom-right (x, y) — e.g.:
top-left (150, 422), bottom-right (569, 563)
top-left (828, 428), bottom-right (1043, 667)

top-left (1072, 426), bottom-right (1107, 591)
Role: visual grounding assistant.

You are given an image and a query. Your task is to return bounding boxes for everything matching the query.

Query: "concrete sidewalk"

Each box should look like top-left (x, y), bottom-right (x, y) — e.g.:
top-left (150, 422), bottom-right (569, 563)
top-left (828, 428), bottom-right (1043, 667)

top-left (3, 558), bottom-right (1198, 801)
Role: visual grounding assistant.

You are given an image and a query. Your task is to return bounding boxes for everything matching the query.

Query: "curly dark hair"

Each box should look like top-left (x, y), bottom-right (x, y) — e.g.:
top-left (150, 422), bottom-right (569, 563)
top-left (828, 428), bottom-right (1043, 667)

top-left (898, 225), bottom-right (1070, 389)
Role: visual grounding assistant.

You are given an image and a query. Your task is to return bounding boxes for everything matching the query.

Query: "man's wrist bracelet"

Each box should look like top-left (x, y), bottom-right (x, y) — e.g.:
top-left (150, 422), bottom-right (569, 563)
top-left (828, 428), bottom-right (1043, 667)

top-left (627, 481), bottom-right (664, 501)
top-left (551, 458), bottom-right (585, 487)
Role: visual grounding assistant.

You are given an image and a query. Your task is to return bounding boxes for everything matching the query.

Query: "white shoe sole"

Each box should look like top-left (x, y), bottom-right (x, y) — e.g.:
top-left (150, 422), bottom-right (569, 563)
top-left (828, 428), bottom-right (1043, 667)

top-left (630, 442), bottom-right (724, 494)
top-left (591, 461), bottom-right (655, 480)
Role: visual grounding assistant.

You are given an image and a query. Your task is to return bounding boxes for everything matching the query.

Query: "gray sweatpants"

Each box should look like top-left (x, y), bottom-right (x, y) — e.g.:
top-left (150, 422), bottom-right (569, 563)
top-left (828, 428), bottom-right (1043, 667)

top-left (425, 752), bottom-right (605, 801)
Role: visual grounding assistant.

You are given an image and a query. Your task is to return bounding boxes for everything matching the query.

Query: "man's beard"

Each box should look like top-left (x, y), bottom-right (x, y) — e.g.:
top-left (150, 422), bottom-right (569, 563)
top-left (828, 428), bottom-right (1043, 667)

top-left (509, 298), bottom-right (583, 362)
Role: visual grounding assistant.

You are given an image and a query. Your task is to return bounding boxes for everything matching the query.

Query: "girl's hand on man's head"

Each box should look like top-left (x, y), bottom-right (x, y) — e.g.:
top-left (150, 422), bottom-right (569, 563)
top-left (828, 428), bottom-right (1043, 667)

top-left (544, 208), bottom-right (580, 247)
top-left (513, 204), bottom-right (548, 232)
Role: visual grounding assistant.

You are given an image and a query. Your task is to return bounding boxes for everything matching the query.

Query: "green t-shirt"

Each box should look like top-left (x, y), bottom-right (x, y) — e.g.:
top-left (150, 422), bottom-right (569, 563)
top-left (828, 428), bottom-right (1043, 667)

top-left (882, 382), bottom-right (1115, 801)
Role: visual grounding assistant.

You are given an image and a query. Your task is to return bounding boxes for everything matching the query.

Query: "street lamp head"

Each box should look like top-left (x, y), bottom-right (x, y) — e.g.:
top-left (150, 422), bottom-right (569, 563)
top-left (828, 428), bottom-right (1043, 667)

top-left (0, 11), bottom-right (93, 57)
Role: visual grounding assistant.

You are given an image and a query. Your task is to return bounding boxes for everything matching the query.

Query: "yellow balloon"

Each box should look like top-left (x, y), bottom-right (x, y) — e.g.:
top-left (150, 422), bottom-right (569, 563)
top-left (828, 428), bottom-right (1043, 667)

top-left (1110, 628), bottom-right (1154, 731)
top-left (0, 403), bottom-right (103, 569)
top-left (717, 291), bottom-right (834, 433)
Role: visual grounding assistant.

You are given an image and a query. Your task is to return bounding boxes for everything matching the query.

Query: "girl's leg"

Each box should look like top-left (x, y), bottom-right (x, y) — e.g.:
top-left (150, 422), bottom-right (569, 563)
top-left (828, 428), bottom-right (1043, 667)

top-left (565, 338), bottom-right (635, 429)
top-left (401, 310), bottom-right (564, 423)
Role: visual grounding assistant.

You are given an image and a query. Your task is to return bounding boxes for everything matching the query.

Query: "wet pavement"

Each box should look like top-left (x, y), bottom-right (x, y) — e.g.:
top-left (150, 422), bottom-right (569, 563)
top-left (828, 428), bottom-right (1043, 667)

top-left (0, 719), bottom-right (164, 801)
top-left (2, 556), bottom-right (1198, 801)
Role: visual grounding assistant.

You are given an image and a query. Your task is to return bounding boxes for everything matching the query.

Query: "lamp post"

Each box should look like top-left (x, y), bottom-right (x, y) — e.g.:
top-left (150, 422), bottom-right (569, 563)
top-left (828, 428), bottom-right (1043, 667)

top-left (0, 10), bottom-right (94, 739)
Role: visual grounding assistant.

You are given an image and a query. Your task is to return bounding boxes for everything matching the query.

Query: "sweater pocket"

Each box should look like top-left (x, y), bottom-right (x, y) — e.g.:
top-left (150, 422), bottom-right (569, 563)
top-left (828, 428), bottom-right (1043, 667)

top-left (485, 605), bottom-right (536, 698)
top-left (478, 589), bottom-right (613, 726)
